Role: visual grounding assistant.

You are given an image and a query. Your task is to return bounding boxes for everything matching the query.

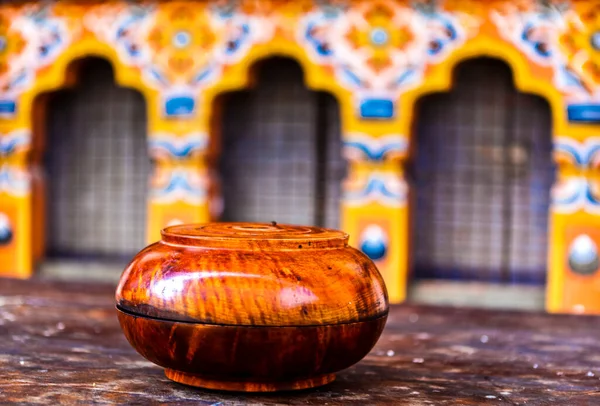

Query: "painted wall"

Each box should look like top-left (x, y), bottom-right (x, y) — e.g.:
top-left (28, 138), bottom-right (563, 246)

top-left (1, 0), bottom-right (600, 313)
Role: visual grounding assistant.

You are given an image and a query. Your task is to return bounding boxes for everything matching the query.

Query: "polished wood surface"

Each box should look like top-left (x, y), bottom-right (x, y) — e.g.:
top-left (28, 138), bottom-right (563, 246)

top-left (116, 222), bottom-right (389, 391)
top-left (2, 278), bottom-right (600, 404)
top-left (118, 309), bottom-right (386, 392)
top-left (116, 223), bottom-right (388, 326)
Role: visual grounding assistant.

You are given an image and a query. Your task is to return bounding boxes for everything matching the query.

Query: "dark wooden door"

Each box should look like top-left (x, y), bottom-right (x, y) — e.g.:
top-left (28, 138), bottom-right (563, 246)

top-left (411, 58), bottom-right (554, 284)
top-left (45, 59), bottom-right (149, 261)
top-left (219, 58), bottom-right (345, 228)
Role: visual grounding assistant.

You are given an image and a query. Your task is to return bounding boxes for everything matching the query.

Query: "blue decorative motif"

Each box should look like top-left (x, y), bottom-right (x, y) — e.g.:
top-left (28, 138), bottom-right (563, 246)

top-left (344, 173), bottom-right (406, 207)
top-left (358, 178), bottom-right (401, 199)
top-left (554, 137), bottom-right (600, 167)
top-left (164, 96), bottom-right (196, 117)
top-left (149, 132), bottom-right (208, 159)
top-left (370, 28), bottom-right (388, 46)
top-left (568, 234), bottom-right (599, 275)
top-left (360, 225), bottom-right (387, 261)
top-left (567, 105), bottom-right (600, 123)
top-left (0, 130), bottom-right (31, 156)
top-left (158, 173), bottom-right (198, 195)
top-left (111, 8), bottom-right (154, 63)
top-left (190, 68), bottom-right (214, 86)
top-left (343, 134), bottom-right (407, 162)
top-left (0, 101), bottom-right (16, 116)
top-left (492, 8), bottom-right (561, 65)
top-left (151, 169), bottom-right (206, 205)
top-left (521, 21), bottom-right (552, 59)
top-left (32, 13), bottom-right (66, 63)
top-left (225, 24), bottom-right (251, 55)
top-left (552, 178), bottom-right (600, 212)
top-left (341, 68), bottom-right (362, 87)
top-left (426, 16), bottom-right (458, 57)
top-left (303, 13), bottom-right (338, 58)
top-left (552, 137), bottom-right (600, 214)
top-left (0, 213), bottom-right (12, 246)
top-left (173, 31), bottom-right (192, 49)
top-left (360, 99), bottom-right (394, 119)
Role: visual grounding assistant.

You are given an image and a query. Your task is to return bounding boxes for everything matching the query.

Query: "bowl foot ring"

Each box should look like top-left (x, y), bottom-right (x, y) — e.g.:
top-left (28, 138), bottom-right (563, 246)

top-left (165, 369), bottom-right (336, 392)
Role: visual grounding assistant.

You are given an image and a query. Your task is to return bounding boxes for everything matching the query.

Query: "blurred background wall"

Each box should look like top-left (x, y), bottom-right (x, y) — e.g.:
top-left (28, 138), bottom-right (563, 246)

top-left (1, 0), bottom-right (600, 313)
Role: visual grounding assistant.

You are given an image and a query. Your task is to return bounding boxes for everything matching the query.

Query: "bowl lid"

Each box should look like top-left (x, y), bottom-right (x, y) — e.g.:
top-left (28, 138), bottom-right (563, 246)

top-left (161, 222), bottom-right (349, 250)
top-left (116, 222), bottom-right (388, 327)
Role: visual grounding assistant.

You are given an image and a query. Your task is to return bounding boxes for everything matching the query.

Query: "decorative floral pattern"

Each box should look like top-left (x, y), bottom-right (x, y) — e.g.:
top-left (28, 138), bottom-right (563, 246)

top-left (0, 4), bottom-right (71, 116)
top-left (558, 3), bottom-right (600, 121)
top-left (552, 137), bottom-right (600, 214)
top-left (491, 1), bottom-right (566, 66)
top-left (84, 4), bottom-right (154, 68)
top-left (5, 1), bottom-right (600, 124)
top-left (299, 0), bottom-right (479, 118)
top-left (491, 1), bottom-right (600, 123)
top-left (148, 132), bottom-right (210, 204)
top-left (87, 2), bottom-right (274, 117)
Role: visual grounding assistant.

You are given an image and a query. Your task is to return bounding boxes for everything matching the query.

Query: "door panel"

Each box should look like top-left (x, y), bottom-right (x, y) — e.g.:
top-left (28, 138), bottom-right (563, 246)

top-left (411, 58), bottom-right (553, 284)
top-left (45, 59), bottom-right (149, 260)
top-left (219, 58), bottom-right (344, 228)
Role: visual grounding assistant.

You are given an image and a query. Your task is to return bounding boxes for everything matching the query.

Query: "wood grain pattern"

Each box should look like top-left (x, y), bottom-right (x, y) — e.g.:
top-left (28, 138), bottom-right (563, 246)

top-left (116, 222), bottom-right (389, 391)
top-left (117, 308), bottom-right (387, 392)
top-left (116, 223), bottom-right (389, 326)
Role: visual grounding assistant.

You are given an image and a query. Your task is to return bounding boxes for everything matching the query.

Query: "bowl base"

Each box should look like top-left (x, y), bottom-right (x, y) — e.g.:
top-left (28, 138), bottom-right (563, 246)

top-left (165, 369), bottom-right (336, 392)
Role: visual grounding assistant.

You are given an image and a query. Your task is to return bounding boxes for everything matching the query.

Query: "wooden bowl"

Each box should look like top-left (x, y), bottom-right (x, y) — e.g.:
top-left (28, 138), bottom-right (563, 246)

top-left (116, 222), bottom-right (388, 392)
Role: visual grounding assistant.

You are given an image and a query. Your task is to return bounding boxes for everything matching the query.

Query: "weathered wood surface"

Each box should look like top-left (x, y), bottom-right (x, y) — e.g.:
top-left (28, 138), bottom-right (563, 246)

top-left (1, 277), bottom-right (600, 405)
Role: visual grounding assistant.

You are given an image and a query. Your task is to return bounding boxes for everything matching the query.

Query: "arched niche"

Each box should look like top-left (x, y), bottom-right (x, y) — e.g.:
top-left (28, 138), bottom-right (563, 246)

top-left (32, 57), bottom-right (150, 278)
top-left (408, 57), bottom-right (555, 284)
top-left (211, 57), bottom-right (346, 228)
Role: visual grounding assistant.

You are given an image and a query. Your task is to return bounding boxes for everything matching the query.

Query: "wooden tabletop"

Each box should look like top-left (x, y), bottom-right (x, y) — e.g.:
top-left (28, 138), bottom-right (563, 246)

top-left (1, 278), bottom-right (600, 405)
